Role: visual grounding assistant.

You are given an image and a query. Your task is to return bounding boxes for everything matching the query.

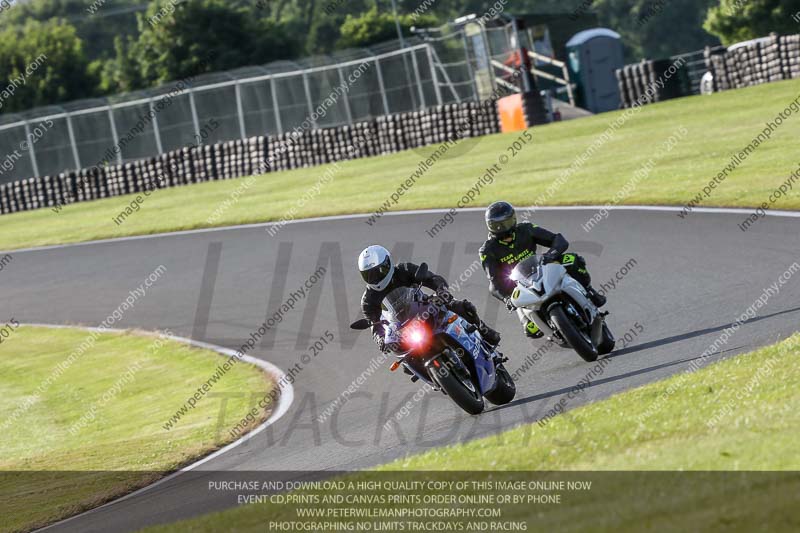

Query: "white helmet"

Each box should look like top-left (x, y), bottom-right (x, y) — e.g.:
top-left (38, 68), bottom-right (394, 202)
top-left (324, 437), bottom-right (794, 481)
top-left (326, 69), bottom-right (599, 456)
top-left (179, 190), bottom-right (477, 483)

top-left (358, 245), bottom-right (394, 291)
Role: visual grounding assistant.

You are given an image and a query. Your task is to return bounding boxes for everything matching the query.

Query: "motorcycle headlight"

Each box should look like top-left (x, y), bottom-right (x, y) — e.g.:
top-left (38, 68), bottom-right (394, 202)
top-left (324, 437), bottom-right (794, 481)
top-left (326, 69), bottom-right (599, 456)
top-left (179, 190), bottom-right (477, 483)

top-left (401, 320), bottom-right (430, 352)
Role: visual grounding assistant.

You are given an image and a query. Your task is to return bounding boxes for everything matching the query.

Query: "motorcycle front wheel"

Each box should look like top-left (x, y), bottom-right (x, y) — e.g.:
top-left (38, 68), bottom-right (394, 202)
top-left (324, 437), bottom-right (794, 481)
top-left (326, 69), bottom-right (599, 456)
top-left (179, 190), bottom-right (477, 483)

top-left (430, 357), bottom-right (485, 415)
top-left (550, 305), bottom-right (598, 362)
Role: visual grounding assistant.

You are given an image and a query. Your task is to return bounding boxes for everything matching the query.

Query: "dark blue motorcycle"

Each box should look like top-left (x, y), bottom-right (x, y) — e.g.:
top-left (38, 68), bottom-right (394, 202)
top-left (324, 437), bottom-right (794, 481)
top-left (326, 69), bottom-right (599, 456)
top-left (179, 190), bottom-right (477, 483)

top-left (350, 264), bottom-right (515, 415)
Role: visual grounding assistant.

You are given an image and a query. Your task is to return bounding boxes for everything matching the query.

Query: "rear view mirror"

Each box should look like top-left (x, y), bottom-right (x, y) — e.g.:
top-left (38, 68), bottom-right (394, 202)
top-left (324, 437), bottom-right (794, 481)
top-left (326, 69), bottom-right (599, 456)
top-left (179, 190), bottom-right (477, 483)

top-left (349, 319), bottom-right (371, 330)
top-left (415, 262), bottom-right (429, 283)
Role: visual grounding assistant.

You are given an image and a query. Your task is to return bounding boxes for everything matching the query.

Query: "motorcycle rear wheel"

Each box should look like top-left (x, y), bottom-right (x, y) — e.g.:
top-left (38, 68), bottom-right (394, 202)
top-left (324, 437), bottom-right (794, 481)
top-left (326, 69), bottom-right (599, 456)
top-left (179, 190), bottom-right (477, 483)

top-left (550, 305), bottom-right (598, 362)
top-left (485, 364), bottom-right (516, 405)
top-left (597, 323), bottom-right (615, 355)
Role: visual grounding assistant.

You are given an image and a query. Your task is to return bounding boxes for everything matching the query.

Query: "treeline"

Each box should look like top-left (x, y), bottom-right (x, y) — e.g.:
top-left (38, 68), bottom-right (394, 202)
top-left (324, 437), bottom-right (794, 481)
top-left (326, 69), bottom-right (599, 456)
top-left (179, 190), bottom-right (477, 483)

top-left (1, 0), bottom-right (798, 113)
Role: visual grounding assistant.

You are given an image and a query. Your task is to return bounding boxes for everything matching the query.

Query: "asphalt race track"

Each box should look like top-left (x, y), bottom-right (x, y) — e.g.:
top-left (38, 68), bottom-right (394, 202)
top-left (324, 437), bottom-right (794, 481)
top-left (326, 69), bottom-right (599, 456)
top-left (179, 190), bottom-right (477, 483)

top-left (4, 207), bottom-right (800, 532)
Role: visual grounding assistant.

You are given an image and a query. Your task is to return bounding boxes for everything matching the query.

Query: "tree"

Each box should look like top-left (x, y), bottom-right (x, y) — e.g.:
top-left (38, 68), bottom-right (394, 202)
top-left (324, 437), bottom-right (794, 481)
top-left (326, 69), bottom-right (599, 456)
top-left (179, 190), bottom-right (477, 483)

top-left (0, 19), bottom-right (97, 113)
top-left (337, 6), bottom-right (438, 49)
top-left (705, 0), bottom-right (800, 45)
top-left (590, 0), bottom-right (720, 60)
top-left (110, 0), bottom-right (300, 90)
top-left (0, 0), bottom-right (149, 62)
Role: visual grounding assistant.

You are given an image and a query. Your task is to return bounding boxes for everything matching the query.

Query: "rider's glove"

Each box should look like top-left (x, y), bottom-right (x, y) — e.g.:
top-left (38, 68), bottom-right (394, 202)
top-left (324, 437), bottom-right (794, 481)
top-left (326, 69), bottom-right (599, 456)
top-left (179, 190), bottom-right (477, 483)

top-left (542, 249), bottom-right (561, 264)
top-left (504, 297), bottom-right (516, 311)
top-left (373, 332), bottom-right (388, 353)
top-left (434, 288), bottom-right (454, 305)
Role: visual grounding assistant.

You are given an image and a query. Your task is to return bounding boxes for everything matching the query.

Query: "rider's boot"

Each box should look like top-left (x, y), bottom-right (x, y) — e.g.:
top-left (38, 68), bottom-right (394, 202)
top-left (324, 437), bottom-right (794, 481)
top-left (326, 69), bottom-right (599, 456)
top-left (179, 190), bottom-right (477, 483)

top-left (525, 321), bottom-right (544, 339)
top-left (586, 286), bottom-right (607, 308)
top-left (478, 322), bottom-right (501, 347)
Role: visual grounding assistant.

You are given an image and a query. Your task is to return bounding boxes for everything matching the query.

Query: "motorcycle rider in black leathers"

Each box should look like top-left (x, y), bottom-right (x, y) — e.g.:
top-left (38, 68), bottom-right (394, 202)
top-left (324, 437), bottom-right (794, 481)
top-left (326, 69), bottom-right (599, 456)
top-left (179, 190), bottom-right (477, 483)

top-left (358, 245), bottom-right (501, 352)
top-left (479, 201), bottom-right (606, 339)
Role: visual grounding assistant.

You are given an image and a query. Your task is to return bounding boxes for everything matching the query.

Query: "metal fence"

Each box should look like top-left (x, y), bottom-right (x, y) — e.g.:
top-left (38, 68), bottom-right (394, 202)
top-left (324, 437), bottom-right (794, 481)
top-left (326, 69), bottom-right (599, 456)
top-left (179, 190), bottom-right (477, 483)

top-left (0, 19), bottom-right (528, 186)
top-left (0, 43), bottom-right (455, 185)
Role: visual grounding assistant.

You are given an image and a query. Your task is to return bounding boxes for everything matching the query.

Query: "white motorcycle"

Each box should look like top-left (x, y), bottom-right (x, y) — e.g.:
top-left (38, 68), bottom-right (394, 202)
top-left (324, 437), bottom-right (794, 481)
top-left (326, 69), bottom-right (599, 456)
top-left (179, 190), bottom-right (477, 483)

top-left (509, 255), bottom-right (615, 361)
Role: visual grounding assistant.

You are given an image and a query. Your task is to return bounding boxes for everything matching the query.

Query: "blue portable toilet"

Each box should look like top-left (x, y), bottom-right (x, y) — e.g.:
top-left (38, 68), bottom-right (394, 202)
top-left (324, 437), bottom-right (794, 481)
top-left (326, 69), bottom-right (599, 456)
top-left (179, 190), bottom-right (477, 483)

top-left (566, 28), bottom-right (624, 113)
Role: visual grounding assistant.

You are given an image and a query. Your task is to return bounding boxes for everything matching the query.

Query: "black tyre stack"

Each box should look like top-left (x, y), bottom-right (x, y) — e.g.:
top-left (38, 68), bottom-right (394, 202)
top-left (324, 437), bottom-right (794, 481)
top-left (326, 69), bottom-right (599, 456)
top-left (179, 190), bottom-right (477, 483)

top-left (780, 34), bottom-right (800, 79)
top-left (0, 99), bottom-right (501, 215)
top-left (704, 33), bottom-right (800, 93)
top-left (616, 59), bottom-right (691, 108)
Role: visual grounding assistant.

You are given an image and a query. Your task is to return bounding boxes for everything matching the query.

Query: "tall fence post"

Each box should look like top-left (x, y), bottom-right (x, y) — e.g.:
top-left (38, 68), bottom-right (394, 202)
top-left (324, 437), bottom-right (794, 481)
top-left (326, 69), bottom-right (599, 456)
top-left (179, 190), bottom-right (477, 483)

top-left (409, 48), bottom-right (427, 109)
top-left (426, 45), bottom-right (444, 105)
top-left (189, 88), bottom-right (202, 145)
top-left (235, 81), bottom-right (248, 139)
top-left (23, 121), bottom-right (40, 178)
top-left (107, 106), bottom-right (123, 164)
top-left (374, 57), bottom-right (391, 115)
top-left (480, 25), bottom-right (497, 93)
top-left (65, 113), bottom-right (82, 170)
top-left (149, 98), bottom-right (164, 154)
top-left (461, 30), bottom-right (479, 101)
top-left (270, 77), bottom-right (283, 135)
top-left (302, 71), bottom-right (317, 128)
top-left (337, 67), bottom-right (354, 125)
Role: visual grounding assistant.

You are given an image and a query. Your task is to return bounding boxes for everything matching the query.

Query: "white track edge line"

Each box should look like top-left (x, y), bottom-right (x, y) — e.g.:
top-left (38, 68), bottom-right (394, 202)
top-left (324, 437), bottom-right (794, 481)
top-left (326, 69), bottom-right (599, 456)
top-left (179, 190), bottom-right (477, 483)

top-left (25, 323), bottom-right (294, 532)
top-left (5, 205), bottom-right (800, 255)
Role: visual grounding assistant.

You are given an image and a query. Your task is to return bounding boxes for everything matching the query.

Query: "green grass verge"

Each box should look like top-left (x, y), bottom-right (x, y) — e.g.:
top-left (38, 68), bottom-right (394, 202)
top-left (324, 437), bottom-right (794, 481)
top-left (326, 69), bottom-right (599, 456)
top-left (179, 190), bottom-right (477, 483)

top-left (141, 334), bottom-right (800, 532)
top-left (0, 326), bottom-right (273, 533)
top-left (1, 80), bottom-right (799, 251)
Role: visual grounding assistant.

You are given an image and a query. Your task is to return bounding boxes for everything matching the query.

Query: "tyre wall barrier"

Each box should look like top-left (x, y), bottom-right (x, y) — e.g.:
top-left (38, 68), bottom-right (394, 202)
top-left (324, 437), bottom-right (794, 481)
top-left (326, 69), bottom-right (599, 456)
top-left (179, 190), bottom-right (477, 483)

top-left (0, 101), bottom-right (499, 216)
top-left (615, 33), bottom-right (800, 109)
top-left (705, 33), bottom-right (800, 92)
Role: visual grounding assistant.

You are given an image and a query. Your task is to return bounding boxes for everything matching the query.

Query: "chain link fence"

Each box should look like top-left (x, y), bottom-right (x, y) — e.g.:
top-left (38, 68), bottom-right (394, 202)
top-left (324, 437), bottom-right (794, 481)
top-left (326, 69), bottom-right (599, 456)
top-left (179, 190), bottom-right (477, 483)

top-left (0, 19), bottom-right (528, 187)
top-left (0, 42), bottom-right (456, 185)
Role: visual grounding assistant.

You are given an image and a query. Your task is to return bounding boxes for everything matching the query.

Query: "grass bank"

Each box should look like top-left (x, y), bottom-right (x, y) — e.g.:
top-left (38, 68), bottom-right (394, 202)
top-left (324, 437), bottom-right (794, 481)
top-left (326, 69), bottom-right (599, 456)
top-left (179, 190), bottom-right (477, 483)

top-left (142, 334), bottom-right (800, 532)
top-left (0, 326), bottom-right (273, 533)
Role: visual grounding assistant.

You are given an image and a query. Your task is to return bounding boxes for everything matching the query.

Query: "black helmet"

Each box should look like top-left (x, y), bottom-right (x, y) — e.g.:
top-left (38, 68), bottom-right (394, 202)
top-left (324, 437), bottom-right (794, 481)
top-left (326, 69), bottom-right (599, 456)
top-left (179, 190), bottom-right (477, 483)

top-left (485, 201), bottom-right (516, 238)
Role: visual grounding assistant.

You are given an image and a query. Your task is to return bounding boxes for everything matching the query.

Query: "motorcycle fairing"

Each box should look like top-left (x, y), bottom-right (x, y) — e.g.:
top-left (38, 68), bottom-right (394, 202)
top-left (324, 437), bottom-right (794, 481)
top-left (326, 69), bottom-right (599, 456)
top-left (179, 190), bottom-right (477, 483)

top-left (442, 311), bottom-right (498, 394)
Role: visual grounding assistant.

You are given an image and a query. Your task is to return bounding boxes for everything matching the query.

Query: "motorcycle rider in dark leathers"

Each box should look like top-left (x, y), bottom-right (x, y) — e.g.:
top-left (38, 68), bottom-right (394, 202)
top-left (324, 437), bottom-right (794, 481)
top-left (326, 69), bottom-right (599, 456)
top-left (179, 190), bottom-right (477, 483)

top-left (358, 245), bottom-right (501, 352)
top-left (479, 201), bottom-right (607, 339)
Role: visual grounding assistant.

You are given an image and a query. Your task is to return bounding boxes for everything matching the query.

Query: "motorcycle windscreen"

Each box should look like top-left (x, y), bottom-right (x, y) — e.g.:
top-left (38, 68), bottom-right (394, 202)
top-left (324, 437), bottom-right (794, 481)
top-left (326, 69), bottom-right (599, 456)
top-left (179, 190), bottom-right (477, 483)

top-left (510, 255), bottom-right (543, 285)
top-left (382, 287), bottom-right (426, 325)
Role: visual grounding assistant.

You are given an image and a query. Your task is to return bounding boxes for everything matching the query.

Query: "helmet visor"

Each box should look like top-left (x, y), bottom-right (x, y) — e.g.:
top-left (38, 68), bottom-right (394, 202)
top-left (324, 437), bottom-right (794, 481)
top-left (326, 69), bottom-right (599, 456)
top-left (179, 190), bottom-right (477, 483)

top-left (487, 214), bottom-right (516, 236)
top-left (360, 256), bottom-right (392, 286)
